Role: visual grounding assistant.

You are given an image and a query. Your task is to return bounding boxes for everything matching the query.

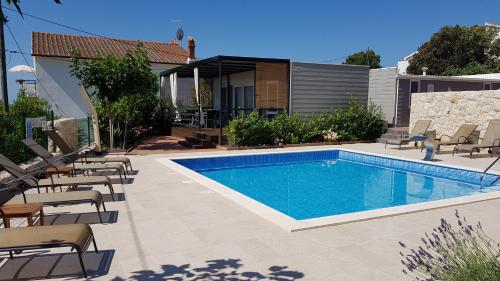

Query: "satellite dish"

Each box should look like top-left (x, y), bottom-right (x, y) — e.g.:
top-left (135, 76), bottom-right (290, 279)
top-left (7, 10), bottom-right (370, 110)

top-left (176, 28), bottom-right (184, 42)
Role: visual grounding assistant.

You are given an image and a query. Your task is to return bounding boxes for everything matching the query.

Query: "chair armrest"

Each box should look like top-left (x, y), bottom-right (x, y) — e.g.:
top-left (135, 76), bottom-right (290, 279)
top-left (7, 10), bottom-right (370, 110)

top-left (493, 138), bottom-right (500, 147)
top-left (437, 134), bottom-right (452, 141)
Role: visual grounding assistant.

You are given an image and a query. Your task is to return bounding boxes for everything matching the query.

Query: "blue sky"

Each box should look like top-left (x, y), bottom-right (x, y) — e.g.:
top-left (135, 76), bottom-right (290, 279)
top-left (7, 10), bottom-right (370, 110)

top-left (3, 0), bottom-right (500, 103)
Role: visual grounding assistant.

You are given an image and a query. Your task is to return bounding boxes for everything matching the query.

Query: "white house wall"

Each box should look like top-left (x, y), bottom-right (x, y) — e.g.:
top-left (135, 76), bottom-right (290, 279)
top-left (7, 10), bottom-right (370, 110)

top-left (35, 57), bottom-right (187, 119)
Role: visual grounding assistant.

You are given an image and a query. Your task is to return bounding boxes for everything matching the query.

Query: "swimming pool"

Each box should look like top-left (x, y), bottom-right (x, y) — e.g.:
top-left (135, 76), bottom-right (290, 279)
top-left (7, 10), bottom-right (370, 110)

top-left (166, 149), bottom-right (500, 230)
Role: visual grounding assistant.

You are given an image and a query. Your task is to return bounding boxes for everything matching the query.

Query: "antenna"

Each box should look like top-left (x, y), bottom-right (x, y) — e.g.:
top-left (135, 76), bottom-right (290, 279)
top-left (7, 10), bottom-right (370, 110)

top-left (172, 19), bottom-right (184, 46)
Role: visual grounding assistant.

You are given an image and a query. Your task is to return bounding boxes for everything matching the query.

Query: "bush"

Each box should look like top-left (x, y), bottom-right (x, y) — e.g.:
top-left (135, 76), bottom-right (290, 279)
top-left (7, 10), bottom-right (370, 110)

top-left (399, 210), bottom-right (500, 281)
top-left (223, 98), bottom-right (385, 146)
top-left (0, 92), bottom-right (51, 163)
top-left (269, 112), bottom-right (305, 144)
top-left (224, 111), bottom-right (274, 146)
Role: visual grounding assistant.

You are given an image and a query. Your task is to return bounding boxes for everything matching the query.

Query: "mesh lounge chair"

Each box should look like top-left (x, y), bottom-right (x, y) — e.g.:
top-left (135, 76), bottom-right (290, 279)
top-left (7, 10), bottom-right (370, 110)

top-left (0, 153), bottom-right (115, 200)
top-left (46, 130), bottom-right (132, 172)
top-left (435, 124), bottom-right (478, 154)
top-left (385, 120), bottom-right (432, 149)
top-left (0, 224), bottom-right (98, 278)
top-left (453, 119), bottom-right (500, 158)
top-left (0, 183), bottom-right (107, 223)
top-left (21, 138), bottom-right (126, 183)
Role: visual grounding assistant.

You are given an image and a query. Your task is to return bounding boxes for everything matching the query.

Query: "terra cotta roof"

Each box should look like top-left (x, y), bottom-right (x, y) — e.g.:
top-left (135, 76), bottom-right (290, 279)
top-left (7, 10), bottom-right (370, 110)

top-left (32, 32), bottom-right (188, 64)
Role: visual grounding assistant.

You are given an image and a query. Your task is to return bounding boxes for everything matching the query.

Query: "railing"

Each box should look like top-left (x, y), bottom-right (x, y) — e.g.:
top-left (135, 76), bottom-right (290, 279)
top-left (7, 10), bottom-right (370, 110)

top-left (480, 156), bottom-right (500, 187)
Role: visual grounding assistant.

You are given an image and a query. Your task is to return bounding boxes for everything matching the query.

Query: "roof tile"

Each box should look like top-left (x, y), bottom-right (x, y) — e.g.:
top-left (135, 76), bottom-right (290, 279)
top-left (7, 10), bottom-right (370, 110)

top-left (32, 32), bottom-right (188, 64)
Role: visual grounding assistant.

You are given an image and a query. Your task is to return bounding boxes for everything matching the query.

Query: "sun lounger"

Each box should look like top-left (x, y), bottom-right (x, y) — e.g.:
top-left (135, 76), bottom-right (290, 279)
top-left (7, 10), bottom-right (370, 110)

top-left (385, 120), bottom-right (432, 149)
top-left (0, 224), bottom-right (98, 278)
top-left (46, 130), bottom-right (132, 172)
top-left (1, 183), bottom-right (107, 223)
top-left (453, 120), bottom-right (500, 158)
top-left (21, 139), bottom-right (126, 183)
top-left (0, 153), bottom-right (115, 200)
top-left (434, 124), bottom-right (478, 154)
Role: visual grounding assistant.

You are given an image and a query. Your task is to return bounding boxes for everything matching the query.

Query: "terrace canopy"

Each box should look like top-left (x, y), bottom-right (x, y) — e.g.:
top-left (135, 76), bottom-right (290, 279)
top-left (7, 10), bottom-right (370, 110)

top-left (160, 56), bottom-right (290, 144)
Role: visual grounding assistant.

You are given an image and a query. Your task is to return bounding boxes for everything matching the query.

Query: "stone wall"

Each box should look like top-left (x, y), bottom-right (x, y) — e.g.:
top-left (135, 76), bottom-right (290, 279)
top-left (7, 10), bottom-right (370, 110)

top-left (48, 118), bottom-right (78, 152)
top-left (410, 90), bottom-right (500, 138)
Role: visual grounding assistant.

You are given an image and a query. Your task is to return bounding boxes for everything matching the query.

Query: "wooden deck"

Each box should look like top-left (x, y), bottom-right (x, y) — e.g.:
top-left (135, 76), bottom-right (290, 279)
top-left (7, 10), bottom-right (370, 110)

top-left (171, 127), bottom-right (221, 140)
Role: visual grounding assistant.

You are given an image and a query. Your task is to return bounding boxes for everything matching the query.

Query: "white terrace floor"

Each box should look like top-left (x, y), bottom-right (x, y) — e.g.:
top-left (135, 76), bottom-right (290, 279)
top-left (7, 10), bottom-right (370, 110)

top-left (2, 143), bottom-right (500, 281)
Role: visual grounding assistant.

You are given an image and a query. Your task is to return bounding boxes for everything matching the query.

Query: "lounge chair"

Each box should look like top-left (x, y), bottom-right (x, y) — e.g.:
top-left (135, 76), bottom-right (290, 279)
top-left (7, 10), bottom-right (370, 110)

top-left (453, 119), bottom-right (500, 158)
top-left (434, 124), bottom-right (478, 154)
top-left (46, 130), bottom-right (132, 172)
top-left (385, 120), bottom-right (432, 149)
top-left (0, 153), bottom-right (115, 200)
top-left (0, 183), bottom-right (107, 223)
top-left (21, 138), bottom-right (126, 183)
top-left (0, 224), bottom-right (98, 278)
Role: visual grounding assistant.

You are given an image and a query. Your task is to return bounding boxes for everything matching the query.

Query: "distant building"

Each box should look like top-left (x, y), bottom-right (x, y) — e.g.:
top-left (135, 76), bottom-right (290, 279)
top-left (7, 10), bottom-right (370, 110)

top-left (32, 32), bottom-right (192, 119)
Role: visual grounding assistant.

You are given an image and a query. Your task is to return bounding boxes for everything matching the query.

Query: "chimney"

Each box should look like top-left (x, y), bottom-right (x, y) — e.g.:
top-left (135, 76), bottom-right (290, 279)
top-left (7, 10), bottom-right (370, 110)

top-left (422, 66), bottom-right (428, 76)
top-left (187, 37), bottom-right (196, 63)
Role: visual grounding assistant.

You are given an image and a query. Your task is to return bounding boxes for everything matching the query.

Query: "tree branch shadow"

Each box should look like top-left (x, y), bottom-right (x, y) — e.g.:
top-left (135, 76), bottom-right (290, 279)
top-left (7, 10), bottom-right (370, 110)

top-left (111, 258), bottom-right (305, 281)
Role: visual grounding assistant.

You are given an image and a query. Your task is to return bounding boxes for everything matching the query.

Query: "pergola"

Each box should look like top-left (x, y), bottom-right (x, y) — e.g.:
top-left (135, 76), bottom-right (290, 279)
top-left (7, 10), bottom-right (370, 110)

top-left (160, 55), bottom-right (290, 144)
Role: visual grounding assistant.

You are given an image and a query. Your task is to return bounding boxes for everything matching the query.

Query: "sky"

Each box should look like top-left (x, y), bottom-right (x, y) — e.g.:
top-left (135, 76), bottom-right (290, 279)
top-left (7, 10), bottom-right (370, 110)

top-left (3, 0), bottom-right (500, 103)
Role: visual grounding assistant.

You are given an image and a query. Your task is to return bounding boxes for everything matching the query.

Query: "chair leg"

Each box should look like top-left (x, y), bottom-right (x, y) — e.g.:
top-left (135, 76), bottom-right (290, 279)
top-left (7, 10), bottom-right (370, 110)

top-left (96, 204), bottom-right (103, 224)
top-left (107, 184), bottom-right (115, 201)
top-left (92, 236), bottom-right (99, 253)
top-left (118, 171), bottom-right (123, 184)
top-left (9, 251), bottom-right (13, 259)
top-left (76, 249), bottom-right (88, 279)
top-left (102, 201), bottom-right (107, 212)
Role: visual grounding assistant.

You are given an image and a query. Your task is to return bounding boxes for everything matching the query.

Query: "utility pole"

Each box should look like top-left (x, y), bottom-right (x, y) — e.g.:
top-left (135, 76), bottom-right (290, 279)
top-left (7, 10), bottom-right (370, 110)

top-left (0, 5), bottom-right (8, 112)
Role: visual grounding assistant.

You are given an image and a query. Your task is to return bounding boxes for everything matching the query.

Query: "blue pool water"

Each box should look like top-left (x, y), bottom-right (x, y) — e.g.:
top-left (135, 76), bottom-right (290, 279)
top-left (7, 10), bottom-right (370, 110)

top-left (174, 150), bottom-right (500, 220)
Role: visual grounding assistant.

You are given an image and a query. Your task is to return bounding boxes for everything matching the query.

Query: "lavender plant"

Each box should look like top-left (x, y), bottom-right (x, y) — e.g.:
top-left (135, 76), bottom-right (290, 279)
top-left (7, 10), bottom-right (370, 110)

top-left (399, 210), bottom-right (500, 281)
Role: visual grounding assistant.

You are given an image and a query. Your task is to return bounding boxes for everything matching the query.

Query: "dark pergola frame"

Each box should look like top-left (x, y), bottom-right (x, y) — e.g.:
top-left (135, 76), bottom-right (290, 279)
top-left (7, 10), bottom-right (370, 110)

top-left (160, 55), bottom-right (290, 145)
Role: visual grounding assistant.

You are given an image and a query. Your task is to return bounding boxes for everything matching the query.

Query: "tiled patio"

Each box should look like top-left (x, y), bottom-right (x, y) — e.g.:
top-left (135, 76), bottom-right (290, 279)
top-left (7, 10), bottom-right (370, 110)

top-left (2, 143), bottom-right (500, 280)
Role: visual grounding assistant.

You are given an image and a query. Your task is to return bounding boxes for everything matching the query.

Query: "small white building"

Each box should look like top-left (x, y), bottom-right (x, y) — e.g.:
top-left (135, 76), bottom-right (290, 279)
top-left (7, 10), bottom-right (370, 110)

top-left (32, 32), bottom-right (193, 119)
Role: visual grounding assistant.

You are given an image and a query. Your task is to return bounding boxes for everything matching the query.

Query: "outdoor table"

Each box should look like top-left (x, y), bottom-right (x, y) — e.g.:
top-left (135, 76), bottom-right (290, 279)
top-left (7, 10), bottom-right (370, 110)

top-left (44, 166), bottom-right (75, 178)
top-left (1, 203), bottom-right (45, 228)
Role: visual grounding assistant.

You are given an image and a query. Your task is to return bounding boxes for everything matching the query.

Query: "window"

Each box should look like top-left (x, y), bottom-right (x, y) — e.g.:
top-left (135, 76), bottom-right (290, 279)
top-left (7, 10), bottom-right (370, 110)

top-left (244, 86), bottom-right (255, 109)
top-left (484, 83), bottom-right (492, 90)
top-left (427, 84), bottom-right (434, 92)
top-left (409, 81), bottom-right (419, 107)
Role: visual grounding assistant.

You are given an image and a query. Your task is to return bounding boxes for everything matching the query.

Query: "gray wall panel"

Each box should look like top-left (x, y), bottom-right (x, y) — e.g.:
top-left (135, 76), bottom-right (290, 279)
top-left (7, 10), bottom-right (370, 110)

top-left (368, 67), bottom-right (397, 124)
top-left (290, 62), bottom-right (369, 117)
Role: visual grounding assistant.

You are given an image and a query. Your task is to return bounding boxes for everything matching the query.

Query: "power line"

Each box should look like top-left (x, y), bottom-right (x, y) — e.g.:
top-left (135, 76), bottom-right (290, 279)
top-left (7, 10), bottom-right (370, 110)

top-left (2, 5), bottom-right (188, 60)
top-left (5, 22), bottom-right (68, 115)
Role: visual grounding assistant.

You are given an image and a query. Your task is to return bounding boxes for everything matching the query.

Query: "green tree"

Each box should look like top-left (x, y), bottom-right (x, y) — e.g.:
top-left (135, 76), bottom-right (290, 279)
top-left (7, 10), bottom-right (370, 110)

top-left (70, 45), bottom-right (159, 148)
top-left (188, 79), bottom-right (213, 108)
top-left (4, 0), bottom-right (61, 16)
top-left (0, 91), bottom-right (51, 163)
top-left (344, 49), bottom-right (381, 69)
top-left (407, 25), bottom-right (500, 75)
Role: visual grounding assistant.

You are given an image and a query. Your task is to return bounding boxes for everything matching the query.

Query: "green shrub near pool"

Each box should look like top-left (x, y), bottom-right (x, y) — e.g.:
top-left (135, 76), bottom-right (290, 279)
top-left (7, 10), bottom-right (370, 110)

top-left (224, 98), bottom-right (386, 147)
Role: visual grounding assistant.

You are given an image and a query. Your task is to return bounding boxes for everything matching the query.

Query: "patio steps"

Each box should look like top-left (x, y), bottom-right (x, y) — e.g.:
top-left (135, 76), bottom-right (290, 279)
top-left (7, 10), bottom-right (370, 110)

top-left (376, 127), bottom-right (409, 143)
top-left (178, 131), bottom-right (218, 149)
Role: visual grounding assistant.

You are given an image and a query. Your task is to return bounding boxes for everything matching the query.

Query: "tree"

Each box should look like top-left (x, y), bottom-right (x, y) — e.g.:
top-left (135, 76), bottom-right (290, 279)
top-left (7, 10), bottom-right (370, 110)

top-left (343, 49), bottom-right (381, 69)
top-left (70, 45), bottom-right (159, 148)
top-left (4, 0), bottom-right (61, 16)
top-left (407, 25), bottom-right (500, 75)
top-left (188, 79), bottom-right (213, 108)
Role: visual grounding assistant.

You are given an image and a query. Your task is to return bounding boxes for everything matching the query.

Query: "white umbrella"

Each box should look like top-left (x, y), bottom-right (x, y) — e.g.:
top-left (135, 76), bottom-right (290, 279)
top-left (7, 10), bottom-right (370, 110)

top-left (9, 64), bottom-right (34, 73)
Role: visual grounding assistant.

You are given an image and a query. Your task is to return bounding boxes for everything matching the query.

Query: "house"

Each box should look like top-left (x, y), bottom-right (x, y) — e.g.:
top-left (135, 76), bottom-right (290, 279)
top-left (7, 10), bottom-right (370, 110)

top-left (32, 32), bottom-right (194, 119)
top-left (368, 68), bottom-right (500, 127)
top-left (160, 56), bottom-right (369, 143)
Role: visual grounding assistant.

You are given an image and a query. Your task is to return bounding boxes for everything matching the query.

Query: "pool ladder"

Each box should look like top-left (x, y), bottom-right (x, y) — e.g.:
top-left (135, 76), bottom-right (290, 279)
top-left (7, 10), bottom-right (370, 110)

top-left (480, 156), bottom-right (500, 187)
